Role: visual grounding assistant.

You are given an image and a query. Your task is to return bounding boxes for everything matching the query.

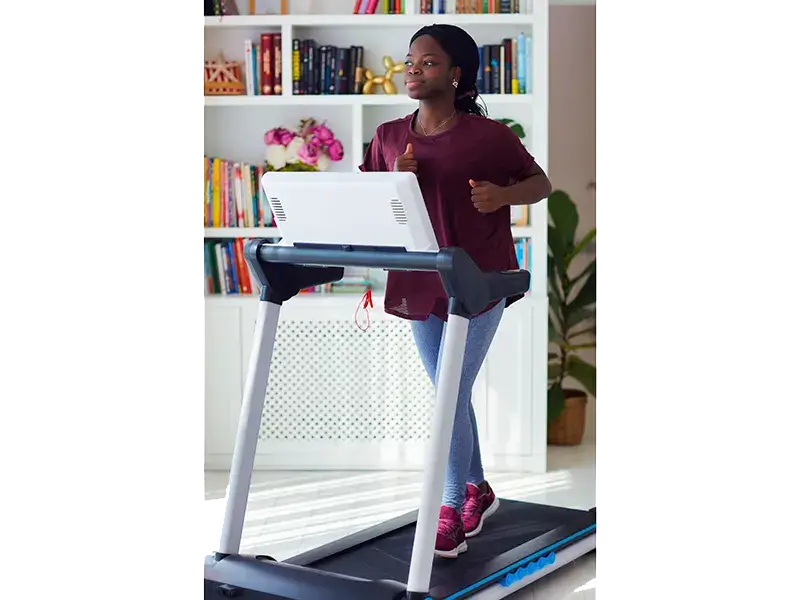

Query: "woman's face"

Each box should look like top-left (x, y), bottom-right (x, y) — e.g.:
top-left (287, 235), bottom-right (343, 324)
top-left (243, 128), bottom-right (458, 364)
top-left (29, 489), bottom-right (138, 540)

top-left (403, 35), bottom-right (459, 100)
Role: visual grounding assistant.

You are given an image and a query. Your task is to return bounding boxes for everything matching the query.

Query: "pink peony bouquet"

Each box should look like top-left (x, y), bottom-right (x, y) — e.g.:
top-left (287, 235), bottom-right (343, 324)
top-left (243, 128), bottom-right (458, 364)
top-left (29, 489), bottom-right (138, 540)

top-left (264, 118), bottom-right (345, 172)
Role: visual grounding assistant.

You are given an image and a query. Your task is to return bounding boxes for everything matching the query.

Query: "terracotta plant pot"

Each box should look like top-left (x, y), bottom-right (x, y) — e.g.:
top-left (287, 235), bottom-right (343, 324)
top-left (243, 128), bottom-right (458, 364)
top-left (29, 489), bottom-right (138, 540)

top-left (547, 389), bottom-right (588, 446)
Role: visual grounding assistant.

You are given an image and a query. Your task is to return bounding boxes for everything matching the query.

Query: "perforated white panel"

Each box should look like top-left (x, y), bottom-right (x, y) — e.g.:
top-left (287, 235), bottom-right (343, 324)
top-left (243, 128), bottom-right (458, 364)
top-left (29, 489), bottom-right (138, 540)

top-left (259, 318), bottom-right (435, 441)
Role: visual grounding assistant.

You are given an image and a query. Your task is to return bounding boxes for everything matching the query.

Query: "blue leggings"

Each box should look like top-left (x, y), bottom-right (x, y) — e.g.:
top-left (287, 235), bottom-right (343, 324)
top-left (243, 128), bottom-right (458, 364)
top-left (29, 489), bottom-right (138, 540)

top-left (409, 300), bottom-right (505, 510)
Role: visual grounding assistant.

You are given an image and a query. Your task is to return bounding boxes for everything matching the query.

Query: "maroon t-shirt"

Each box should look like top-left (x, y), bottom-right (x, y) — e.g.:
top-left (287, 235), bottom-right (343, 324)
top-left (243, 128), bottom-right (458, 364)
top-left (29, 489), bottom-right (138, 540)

top-left (359, 111), bottom-right (536, 321)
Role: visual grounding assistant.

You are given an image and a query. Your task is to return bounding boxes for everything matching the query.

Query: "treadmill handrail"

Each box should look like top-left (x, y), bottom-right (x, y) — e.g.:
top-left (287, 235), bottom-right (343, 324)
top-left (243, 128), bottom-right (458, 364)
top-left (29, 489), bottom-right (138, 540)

top-left (254, 242), bottom-right (444, 272)
top-left (245, 239), bottom-right (531, 318)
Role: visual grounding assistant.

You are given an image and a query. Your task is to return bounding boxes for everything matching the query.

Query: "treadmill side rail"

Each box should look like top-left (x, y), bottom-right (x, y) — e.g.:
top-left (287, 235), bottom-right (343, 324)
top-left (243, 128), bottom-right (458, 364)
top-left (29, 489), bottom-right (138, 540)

top-left (205, 554), bottom-right (407, 600)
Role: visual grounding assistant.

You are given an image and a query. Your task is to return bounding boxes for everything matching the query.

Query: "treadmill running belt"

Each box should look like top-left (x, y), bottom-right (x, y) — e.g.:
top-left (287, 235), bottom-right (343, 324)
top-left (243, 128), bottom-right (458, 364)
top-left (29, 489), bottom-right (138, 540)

top-left (297, 500), bottom-right (595, 599)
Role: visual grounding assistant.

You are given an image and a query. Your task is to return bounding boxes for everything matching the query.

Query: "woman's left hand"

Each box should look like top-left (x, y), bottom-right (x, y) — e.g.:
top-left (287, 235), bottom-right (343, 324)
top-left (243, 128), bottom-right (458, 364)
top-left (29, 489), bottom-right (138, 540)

top-left (469, 179), bottom-right (509, 213)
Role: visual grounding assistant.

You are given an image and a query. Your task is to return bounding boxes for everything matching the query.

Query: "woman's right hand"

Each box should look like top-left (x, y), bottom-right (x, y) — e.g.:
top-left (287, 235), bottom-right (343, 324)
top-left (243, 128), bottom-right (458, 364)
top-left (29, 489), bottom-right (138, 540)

top-left (394, 143), bottom-right (418, 173)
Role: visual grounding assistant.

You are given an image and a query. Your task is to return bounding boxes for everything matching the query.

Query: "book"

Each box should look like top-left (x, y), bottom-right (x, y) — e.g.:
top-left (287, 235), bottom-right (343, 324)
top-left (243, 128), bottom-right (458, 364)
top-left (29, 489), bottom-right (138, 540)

top-left (476, 36), bottom-right (531, 94)
top-left (419, 0), bottom-right (523, 13)
top-left (204, 156), bottom-right (273, 228)
top-left (292, 41), bottom-right (367, 95)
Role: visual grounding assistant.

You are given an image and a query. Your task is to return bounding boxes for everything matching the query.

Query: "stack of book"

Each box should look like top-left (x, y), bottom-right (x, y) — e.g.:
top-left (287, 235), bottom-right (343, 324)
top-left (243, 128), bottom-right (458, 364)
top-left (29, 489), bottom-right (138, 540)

top-left (292, 41), bottom-right (366, 96)
top-left (289, 35), bottom-right (531, 96)
top-left (418, 0), bottom-right (525, 13)
top-left (204, 156), bottom-right (275, 229)
top-left (477, 35), bottom-right (531, 95)
top-left (204, 238), bottom-right (259, 296)
top-left (242, 33), bottom-right (282, 97)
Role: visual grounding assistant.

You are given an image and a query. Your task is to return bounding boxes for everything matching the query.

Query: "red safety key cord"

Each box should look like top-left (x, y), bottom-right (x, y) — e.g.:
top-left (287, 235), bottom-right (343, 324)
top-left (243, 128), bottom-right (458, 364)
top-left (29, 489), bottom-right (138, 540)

top-left (355, 287), bottom-right (373, 332)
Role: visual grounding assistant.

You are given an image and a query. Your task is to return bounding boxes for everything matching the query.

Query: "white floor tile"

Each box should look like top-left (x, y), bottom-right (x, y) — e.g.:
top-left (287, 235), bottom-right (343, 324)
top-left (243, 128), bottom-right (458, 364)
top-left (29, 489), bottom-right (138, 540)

top-left (204, 445), bottom-right (596, 598)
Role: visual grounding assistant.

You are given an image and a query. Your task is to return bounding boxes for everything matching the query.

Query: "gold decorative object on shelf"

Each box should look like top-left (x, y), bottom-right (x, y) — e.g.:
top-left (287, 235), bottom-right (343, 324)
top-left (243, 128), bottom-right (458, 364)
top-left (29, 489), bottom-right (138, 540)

top-left (362, 56), bottom-right (405, 95)
top-left (204, 52), bottom-right (245, 96)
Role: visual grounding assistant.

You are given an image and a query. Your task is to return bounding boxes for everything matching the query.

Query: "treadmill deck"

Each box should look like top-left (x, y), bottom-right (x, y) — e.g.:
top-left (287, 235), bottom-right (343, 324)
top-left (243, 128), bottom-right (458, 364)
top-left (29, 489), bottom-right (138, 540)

top-left (285, 499), bottom-right (596, 600)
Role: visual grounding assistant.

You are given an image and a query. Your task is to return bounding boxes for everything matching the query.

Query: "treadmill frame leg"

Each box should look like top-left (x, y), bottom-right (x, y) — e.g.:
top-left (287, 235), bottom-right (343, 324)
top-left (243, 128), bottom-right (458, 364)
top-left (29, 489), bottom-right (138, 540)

top-left (406, 312), bottom-right (470, 596)
top-left (217, 299), bottom-right (281, 556)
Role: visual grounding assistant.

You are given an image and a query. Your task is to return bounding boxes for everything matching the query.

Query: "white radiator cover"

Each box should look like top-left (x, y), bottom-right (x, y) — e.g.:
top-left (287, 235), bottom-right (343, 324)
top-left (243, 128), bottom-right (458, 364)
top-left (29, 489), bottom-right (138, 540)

top-left (205, 295), bottom-right (547, 473)
top-left (259, 318), bottom-right (434, 443)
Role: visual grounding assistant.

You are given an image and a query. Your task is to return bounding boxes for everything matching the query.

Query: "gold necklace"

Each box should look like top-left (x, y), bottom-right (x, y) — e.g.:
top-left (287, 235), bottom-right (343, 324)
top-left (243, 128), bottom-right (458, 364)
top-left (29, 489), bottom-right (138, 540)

top-left (420, 110), bottom-right (456, 136)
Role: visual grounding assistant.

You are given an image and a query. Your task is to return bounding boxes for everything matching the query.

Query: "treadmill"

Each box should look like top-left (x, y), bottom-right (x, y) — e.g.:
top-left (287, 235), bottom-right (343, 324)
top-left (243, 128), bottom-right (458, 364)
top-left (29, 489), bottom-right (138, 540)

top-left (204, 172), bottom-right (596, 600)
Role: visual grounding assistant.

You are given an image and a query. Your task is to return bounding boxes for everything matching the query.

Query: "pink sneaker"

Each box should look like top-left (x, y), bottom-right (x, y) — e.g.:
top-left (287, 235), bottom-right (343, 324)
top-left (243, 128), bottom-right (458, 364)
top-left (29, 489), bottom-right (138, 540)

top-left (435, 506), bottom-right (468, 558)
top-left (462, 481), bottom-right (500, 538)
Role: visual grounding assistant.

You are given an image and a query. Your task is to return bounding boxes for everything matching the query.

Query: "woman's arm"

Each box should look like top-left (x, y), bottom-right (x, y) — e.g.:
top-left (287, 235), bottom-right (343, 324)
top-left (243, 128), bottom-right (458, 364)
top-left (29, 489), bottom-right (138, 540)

top-left (503, 162), bottom-right (552, 206)
top-left (470, 163), bottom-right (552, 214)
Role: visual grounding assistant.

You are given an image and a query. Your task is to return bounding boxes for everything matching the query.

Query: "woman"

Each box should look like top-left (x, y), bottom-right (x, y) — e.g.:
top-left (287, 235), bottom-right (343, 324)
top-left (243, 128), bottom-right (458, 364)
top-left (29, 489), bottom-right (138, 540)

top-left (359, 24), bottom-right (552, 558)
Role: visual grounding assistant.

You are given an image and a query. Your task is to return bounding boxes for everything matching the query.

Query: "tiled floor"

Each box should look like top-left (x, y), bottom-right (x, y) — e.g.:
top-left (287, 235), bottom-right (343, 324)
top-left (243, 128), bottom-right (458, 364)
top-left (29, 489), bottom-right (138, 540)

top-left (204, 444), bottom-right (596, 599)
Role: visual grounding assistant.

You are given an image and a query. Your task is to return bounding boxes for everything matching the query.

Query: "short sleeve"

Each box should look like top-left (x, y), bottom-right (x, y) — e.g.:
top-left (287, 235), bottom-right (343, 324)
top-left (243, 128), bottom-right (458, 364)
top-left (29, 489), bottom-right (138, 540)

top-left (498, 123), bottom-right (536, 184)
top-left (358, 128), bottom-right (388, 172)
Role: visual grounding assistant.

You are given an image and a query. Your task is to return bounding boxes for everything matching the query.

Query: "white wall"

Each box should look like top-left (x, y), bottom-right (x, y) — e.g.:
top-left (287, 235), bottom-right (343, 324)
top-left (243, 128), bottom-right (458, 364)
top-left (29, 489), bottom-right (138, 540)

top-left (548, 4), bottom-right (596, 441)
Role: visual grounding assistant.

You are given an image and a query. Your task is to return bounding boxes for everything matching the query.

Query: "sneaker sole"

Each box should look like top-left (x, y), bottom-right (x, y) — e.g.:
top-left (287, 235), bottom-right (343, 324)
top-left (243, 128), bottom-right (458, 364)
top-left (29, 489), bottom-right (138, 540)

top-left (434, 541), bottom-right (468, 559)
top-left (465, 496), bottom-right (500, 539)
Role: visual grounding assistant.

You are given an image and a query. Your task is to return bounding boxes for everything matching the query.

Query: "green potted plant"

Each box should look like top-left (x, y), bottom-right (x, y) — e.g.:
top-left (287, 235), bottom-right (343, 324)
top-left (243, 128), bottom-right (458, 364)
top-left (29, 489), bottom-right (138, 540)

top-left (496, 118), bottom-right (525, 139)
top-left (547, 190), bottom-right (596, 445)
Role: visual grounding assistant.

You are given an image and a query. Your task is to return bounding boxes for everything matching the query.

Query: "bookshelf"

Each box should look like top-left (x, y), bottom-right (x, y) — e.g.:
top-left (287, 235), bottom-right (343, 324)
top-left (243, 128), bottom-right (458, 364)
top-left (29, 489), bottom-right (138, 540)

top-left (204, 92), bottom-right (530, 106)
top-left (204, 0), bottom-right (550, 475)
top-left (204, 13), bottom-right (535, 27)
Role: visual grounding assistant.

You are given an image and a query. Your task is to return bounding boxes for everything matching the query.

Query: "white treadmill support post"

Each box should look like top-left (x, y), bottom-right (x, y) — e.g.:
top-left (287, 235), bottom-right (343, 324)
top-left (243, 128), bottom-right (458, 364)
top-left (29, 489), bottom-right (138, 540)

top-left (406, 313), bottom-right (469, 595)
top-left (218, 299), bottom-right (281, 556)
top-left (212, 172), bottom-right (532, 600)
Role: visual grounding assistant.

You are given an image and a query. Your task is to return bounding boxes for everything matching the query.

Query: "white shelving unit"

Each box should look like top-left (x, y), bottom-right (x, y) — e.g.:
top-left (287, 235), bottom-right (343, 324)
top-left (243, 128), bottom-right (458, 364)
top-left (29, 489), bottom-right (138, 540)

top-left (204, 0), bottom-right (550, 474)
top-left (204, 12), bottom-right (534, 27)
top-left (204, 92), bottom-right (530, 106)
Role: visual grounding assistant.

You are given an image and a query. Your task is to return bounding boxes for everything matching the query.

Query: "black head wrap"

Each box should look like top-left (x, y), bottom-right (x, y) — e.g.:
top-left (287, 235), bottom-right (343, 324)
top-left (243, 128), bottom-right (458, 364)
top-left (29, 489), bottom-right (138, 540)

top-left (409, 24), bottom-right (486, 116)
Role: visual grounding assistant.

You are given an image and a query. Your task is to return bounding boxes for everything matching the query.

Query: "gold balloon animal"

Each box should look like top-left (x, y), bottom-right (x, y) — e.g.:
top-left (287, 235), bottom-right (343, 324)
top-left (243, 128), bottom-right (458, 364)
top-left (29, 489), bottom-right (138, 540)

top-left (362, 56), bottom-right (405, 94)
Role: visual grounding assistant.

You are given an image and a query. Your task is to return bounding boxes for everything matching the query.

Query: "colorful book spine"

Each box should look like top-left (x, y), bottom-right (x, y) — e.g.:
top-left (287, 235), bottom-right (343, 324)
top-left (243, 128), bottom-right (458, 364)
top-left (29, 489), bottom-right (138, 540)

top-left (261, 33), bottom-right (274, 95)
top-left (287, 36), bottom-right (529, 96)
top-left (204, 238), bottom-right (258, 296)
top-left (239, 33), bottom-right (290, 96)
top-left (273, 33), bottom-right (283, 95)
top-left (419, 0), bottom-right (523, 13)
top-left (252, 41), bottom-right (260, 95)
top-left (292, 41), bottom-right (367, 95)
top-left (204, 156), bottom-right (276, 228)
top-left (474, 36), bottom-right (531, 95)
top-left (517, 32), bottom-right (527, 94)
top-left (243, 39), bottom-right (253, 95)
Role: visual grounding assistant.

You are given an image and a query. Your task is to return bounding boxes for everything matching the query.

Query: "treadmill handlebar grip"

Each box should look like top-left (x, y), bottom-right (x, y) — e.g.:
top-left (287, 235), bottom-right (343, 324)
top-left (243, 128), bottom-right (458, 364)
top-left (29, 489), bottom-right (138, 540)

top-left (245, 240), bottom-right (344, 304)
top-left (442, 247), bottom-right (531, 317)
top-left (487, 270), bottom-right (531, 300)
